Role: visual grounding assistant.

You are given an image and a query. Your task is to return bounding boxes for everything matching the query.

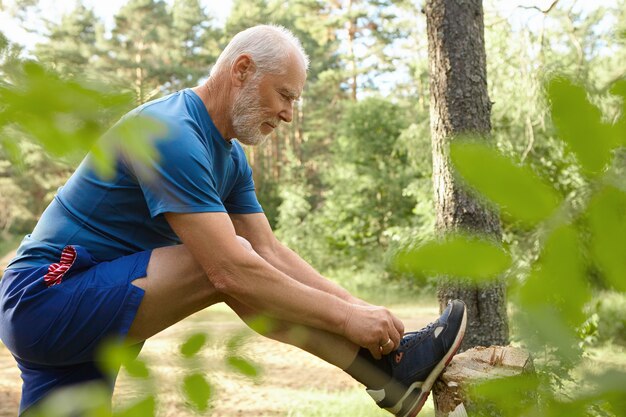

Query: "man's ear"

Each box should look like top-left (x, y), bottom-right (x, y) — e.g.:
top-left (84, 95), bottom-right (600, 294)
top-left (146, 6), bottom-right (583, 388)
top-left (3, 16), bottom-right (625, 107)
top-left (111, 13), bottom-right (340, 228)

top-left (231, 54), bottom-right (254, 86)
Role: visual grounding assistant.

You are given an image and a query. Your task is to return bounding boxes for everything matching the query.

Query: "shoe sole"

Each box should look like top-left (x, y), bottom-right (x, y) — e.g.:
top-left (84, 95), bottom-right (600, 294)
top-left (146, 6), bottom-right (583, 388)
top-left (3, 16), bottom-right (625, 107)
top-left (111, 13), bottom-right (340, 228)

top-left (390, 304), bottom-right (468, 417)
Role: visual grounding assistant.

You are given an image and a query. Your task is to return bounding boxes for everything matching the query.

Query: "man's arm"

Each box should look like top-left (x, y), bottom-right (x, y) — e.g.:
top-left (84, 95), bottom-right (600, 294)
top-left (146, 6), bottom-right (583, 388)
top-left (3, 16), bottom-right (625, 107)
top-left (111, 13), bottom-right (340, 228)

top-left (229, 213), bottom-right (373, 307)
top-left (165, 211), bottom-right (403, 357)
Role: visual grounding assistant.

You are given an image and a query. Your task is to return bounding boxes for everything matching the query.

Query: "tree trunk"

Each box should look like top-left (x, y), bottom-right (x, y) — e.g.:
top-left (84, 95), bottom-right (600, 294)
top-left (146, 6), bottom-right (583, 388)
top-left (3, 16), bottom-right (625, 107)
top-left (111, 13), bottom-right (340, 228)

top-left (425, 0), bottom-right (509, 348)
top-left (347, 0), bottom-right (358, 101)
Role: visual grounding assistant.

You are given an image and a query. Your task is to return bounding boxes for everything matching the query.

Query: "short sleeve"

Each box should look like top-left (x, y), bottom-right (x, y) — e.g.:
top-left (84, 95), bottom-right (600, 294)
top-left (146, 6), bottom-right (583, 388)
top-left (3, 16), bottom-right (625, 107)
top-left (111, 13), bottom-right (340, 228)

top-left (224, 143), bottom-right (264, 214)
top-left (125, 120), bottom-right (227, 217)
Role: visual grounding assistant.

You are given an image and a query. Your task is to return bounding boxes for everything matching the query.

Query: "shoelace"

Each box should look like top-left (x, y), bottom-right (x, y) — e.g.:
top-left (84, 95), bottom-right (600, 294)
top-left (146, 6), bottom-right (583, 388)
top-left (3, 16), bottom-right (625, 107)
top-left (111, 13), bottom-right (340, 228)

top-left (399, 320), bottom-right (439, 349)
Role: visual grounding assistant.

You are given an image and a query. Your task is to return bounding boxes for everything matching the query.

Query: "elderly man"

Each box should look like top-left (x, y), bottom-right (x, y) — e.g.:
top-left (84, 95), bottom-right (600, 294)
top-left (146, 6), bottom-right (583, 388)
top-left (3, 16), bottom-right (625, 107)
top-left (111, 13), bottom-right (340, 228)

top-left (0, 25), bottom-right (466, 416)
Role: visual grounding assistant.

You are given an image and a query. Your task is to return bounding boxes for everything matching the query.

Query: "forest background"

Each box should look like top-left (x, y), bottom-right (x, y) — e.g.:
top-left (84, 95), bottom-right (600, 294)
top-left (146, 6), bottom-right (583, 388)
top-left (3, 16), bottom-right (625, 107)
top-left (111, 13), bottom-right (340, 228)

top-left (0, 0), bottom-right (625, 416)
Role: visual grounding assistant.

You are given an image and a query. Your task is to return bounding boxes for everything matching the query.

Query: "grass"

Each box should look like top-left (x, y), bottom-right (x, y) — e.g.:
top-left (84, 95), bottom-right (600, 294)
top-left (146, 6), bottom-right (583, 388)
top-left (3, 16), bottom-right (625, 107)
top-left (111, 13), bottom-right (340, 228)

top-left (284, 389), bottom-right (435, 417)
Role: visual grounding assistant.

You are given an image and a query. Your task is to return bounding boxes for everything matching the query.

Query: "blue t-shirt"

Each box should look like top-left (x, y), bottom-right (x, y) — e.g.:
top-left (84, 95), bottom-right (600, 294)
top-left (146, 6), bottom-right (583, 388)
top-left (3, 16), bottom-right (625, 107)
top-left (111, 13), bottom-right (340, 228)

top-left (8, 89), bottom-right (263, 268)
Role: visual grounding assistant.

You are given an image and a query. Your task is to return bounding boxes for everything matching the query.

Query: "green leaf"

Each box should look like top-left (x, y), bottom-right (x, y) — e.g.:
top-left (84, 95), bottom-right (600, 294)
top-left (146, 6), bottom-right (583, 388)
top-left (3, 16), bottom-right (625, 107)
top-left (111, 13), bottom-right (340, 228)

top-left (587, 186), bottom-right (626, 292)
top-left (179, 332), bottom-right (208, 358)
top-left (521, 225), bottom-right (589, 325)
top-left (226, 355), bottom-right (260, 378)
top-left (182, 372), bottom-right (212, 412)
top-left (89, 145), bottom-right (116, 179)
top-left (451, 141), bottom-right (561, 226)
top-left (114, 396), bottom-right (155, 417)
top-left (245, 315), bottom-right (277, 336)
top-left (96, 340), bottom-right (147, 378)
top-left (97, 340), bottom-right (129, 376)
top-left (515, 225), bottom-right (591, 361)
top-left (470, 373), bottom-right (540, 416)
top-left (548, 77), bottom-right (621, 175)
top-left (0, 60), bottom-right (162, 178)
top-left (124, 358), bottom-right (150, 379)
top-left (394, 234), bottom-right (511, 281)
top-left (95, 114), bottom-right (165, 180)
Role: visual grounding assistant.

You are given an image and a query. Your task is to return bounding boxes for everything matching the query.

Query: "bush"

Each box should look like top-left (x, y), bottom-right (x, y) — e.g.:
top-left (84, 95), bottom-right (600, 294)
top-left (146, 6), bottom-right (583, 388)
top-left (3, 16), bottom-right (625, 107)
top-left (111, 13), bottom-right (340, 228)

top-left (327, 265), bottom-right (434, 306)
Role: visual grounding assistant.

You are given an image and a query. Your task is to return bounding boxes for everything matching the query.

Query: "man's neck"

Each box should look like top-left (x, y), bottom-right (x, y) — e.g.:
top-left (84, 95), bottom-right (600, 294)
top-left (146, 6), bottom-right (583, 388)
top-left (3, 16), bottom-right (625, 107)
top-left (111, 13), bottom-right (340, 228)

top-left (192, 76), bottom-right (234, 141)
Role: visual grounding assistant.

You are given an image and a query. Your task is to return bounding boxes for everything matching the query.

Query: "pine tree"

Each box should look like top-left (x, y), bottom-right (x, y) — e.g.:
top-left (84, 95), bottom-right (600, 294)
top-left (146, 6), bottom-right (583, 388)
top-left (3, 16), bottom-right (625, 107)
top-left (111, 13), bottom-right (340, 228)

top-left (167, 0), bottom-right (222, 91)
top-left (34, 3), bottom-right (100, 78)
top-left (105, 0), bottom-right (173, 103)
top-left (325, 0), bottom-right (406, 101)
top-left (425, 0), bottom-right (509, 348)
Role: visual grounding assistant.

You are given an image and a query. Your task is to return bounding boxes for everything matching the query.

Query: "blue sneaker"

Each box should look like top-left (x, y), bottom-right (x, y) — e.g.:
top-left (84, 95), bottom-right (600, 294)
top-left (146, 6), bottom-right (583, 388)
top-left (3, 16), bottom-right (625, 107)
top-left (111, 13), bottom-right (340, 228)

top-left (366, 299), bottom-right (467, 417)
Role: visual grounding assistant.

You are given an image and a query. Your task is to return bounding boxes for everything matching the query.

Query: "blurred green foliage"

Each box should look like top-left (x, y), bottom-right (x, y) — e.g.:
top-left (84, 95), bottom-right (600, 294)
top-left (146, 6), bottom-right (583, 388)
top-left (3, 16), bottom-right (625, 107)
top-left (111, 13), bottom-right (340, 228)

top-left (395, 234), bottom-right (512, 281)
top-left (179, 332), bottom-right (208, 358)
top-left (1, 62), bottom-right (129, 158)
top-left (399, 76), bottom-right (626, 416)
top-left (182, 373), bottom-right (212, 412)
top-left (22, 328), bottom-right (262, 416)
top-left (450, 140), bottom-right (562, 226)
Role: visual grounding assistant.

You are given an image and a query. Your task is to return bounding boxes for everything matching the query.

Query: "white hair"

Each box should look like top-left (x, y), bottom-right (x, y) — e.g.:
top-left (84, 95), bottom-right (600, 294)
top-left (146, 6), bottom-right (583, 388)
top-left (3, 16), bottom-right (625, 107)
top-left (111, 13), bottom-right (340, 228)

top-left (211, 24), bottom-right (310, 77)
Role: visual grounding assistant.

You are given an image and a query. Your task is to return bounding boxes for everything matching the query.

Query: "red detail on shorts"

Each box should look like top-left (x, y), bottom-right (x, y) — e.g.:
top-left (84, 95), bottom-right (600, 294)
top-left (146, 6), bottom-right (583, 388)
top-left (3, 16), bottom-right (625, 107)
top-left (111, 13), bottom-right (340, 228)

top-left (43, 246), bottom-right (77, 287)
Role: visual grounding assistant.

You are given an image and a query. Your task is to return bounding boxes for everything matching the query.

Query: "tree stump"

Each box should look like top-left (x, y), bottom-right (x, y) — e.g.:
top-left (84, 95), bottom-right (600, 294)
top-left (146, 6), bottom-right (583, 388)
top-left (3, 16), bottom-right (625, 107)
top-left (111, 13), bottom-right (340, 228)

top-left (433, 346), bottom-right (534, 417)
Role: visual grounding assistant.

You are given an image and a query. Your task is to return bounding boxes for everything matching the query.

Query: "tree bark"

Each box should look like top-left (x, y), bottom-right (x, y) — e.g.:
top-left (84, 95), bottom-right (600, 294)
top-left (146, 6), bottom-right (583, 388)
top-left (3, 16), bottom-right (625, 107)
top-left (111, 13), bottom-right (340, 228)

top-left (347, 0), bottom-right (358, 101)
top-left (425, 0), bottom-right (509, 348)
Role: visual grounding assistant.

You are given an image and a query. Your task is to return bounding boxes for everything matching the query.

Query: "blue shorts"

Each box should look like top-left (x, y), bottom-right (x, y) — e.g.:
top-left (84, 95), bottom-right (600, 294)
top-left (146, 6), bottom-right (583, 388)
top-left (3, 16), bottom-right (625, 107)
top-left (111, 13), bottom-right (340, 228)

top-left (0, 245), bottom-right (151, 415)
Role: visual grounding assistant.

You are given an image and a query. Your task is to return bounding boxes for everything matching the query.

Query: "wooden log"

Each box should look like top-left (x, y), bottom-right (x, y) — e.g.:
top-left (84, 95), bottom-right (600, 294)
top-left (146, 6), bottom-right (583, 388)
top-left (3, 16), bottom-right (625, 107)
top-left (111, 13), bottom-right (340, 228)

top-left (433, 345), bottom-right (534, 417)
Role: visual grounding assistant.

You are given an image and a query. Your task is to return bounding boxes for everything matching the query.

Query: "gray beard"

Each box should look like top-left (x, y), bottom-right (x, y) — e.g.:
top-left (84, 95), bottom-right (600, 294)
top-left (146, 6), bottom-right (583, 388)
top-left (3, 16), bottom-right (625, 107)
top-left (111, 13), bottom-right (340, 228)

top-left (231, 81), bottom-right (270, 146)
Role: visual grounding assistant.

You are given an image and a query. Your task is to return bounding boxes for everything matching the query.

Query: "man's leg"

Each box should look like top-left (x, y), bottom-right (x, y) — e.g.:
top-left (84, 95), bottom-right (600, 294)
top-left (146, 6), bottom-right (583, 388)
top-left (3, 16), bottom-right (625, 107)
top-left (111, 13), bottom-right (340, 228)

top-left (127, 244), bottom-right (224, 342)
top-left (224, 298), bottom-right (359, 369)
top-left (126, 242), bottom-right (360, 369)
top-left (127, 240), bottom-right (467, 417)
top-left (128, 241), bottom-right (402, 394)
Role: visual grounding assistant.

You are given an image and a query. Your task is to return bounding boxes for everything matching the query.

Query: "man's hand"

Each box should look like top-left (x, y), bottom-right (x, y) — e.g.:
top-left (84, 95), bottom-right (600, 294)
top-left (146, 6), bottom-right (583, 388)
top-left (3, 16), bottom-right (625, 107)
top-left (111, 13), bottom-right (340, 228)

top-left (343, 304), bottom-right (405, 359)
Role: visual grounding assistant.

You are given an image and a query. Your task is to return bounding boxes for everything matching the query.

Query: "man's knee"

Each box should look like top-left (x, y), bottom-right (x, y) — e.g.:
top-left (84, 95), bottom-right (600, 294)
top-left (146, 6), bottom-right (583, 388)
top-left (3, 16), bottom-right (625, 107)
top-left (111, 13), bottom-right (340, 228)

top-left (235, 235), bottom-right (255, 253)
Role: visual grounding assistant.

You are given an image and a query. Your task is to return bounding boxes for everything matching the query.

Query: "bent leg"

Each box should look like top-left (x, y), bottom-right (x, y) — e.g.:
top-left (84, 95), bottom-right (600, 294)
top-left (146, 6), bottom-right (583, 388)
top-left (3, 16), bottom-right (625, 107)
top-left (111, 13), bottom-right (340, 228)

top-left (127, 245), bottom-right (223, 341)
top-left (126, 240), bottom-right (359, 369)
top-left (225, 297), bottom-right (358, 370)
top-left (226, 236), bottom-right (359, 369)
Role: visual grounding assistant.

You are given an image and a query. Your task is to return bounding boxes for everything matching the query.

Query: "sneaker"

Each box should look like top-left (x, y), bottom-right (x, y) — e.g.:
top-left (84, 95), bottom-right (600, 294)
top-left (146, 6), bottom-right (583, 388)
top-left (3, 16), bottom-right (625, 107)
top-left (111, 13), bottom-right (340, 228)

top-left (366, 299), bottom-right (467, 417)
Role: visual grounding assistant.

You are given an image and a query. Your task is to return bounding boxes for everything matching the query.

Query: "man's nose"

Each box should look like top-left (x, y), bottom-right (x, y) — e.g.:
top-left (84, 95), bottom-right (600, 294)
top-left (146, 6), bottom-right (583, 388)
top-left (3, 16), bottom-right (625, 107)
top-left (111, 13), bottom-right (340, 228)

top-left (279, 103), bottom-right (293, 123)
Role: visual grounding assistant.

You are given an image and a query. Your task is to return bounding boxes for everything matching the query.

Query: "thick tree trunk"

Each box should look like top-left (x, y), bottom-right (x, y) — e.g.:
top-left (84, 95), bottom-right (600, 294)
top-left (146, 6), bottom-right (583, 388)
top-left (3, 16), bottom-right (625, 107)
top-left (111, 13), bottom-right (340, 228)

top-left (425, 0), bottom-right (509, 348)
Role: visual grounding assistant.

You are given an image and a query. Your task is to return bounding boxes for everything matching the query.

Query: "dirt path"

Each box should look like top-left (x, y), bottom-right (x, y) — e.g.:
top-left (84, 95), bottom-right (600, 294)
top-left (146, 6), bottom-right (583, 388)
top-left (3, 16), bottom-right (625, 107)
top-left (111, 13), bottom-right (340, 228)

top-left (0, 250), bottom-right (20, 415)
top-left (0, 301), bottom-right (438, 417)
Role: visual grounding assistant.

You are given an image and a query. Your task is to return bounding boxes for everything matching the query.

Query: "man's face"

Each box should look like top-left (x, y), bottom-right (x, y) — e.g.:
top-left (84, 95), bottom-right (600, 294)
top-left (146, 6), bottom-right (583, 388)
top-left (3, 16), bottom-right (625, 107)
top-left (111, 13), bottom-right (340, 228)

top-left (231, 55), bottom-right (306, 146)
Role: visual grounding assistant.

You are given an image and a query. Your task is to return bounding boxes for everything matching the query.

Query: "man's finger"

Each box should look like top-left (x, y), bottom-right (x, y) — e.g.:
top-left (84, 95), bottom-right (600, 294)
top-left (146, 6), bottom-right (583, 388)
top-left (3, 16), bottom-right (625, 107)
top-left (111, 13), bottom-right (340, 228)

top-left (380, 338), bottom-right (396, 355)
top-left (369, 345), bottom-right (382, 360)
top-left (393, 315), bottom-right (405, 338)
top-left (387, 327), bottom-right (401, 352)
